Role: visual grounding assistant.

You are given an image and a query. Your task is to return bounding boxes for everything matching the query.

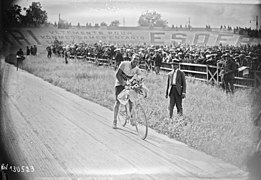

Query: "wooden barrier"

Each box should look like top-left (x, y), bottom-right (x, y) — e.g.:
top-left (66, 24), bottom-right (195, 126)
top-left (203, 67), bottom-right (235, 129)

top-left (84, 56), bottom-right (261, 88)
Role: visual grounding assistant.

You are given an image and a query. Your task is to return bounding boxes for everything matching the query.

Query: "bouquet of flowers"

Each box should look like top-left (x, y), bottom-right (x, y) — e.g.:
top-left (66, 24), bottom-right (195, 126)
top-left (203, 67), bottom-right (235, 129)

top-left (128, 78), bottom-right (144, 95)
top-left (118, 77), bottom-right (148, 104)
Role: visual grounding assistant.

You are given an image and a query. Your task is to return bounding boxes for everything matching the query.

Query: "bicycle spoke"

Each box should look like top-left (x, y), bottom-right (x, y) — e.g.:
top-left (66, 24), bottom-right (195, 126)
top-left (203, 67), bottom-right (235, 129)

top-left (256, 139), bottom-right (261, 154)
top-left (135, 104), bottom-right (148, 140)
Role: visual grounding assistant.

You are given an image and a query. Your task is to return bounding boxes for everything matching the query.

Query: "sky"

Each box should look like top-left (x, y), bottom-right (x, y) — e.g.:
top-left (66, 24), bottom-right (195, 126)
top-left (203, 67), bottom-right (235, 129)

top-left (16, 0), bottom-right (261, 28)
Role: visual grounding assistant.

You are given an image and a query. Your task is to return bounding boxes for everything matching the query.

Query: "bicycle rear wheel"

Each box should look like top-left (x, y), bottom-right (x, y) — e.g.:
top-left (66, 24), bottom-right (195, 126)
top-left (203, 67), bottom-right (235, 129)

top-left (117, 104), bottom-right (128, 127)
top-left (134, 104), bottom-right (148, 140)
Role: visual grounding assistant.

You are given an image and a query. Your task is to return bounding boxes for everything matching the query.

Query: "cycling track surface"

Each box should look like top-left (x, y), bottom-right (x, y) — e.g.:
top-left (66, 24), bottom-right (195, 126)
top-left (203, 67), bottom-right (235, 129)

top-left (1, 60), bottom-right (249, 180)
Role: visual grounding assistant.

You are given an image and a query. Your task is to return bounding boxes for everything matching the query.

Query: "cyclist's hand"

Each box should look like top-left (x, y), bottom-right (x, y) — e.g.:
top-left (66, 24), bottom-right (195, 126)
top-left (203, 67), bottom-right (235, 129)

top-left (122, 80), bottom-right (127, 86)
top-left (181, 93), bottom-right (186, 99)
top-left (165, 94), bottom-right (168, 99)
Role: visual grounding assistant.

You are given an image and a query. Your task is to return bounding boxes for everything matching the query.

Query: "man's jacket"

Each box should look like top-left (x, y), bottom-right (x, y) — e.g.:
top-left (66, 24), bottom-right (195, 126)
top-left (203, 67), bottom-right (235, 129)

top-left (166, 69), bottom-right (186, 96)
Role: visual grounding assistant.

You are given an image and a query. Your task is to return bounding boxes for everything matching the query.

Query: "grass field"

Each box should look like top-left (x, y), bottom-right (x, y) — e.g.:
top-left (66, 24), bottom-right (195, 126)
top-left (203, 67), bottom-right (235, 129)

top-left (7, 54), bottom-right (261, 170)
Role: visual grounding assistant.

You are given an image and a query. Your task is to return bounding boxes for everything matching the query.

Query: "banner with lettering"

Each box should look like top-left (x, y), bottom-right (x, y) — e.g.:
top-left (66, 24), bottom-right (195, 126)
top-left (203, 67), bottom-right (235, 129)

top-left (2, 27), bottom-right (261, 48)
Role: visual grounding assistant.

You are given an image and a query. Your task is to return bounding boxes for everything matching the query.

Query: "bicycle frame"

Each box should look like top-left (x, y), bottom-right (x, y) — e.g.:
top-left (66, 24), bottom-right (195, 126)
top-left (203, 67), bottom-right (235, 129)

top-left (118, 92), bottom-right (148, 140)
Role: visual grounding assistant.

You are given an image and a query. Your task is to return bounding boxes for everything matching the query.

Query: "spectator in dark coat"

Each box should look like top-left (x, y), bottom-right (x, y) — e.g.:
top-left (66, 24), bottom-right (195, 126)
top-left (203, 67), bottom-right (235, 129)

top-left (46, 46), bottom-right (52, 58)
top-left (26, 46), bottom-right (30, 56)
top-left (30, 46), bottom-right (34, 55)
top-left (165, 59), bottom-right (186, 118)
top-left (154, 49), bottom-right (163, 74)
top-left (34, 45), bottom-right (37, 56)
top-left (220, 54), bottom-right (238, 94)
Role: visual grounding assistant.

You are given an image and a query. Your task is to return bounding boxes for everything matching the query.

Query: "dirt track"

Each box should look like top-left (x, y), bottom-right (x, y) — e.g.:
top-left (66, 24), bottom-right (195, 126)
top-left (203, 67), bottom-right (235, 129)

top-left (1, 61), bottom-right (248, 180)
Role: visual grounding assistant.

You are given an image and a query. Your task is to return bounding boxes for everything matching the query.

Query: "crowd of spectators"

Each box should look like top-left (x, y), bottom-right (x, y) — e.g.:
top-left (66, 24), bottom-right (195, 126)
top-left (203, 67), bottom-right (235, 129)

top-left (220, 25), bottom-right (261, 38)
top-left (49, 41), bottom-right (261, 72)
top-left (26, 45), bottom-right (37, 56)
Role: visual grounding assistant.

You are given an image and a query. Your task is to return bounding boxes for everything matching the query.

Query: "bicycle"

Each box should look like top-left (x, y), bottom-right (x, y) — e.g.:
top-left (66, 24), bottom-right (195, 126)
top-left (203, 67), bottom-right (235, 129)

top-left (254, 110), bottom-right (261, 154)
top-left (117, 79), bottom-right (148, 140)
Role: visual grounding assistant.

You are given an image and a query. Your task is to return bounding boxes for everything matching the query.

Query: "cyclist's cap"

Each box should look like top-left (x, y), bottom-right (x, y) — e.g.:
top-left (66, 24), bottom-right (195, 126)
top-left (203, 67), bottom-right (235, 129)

top-left (132, 54), bottom-right (139, 60)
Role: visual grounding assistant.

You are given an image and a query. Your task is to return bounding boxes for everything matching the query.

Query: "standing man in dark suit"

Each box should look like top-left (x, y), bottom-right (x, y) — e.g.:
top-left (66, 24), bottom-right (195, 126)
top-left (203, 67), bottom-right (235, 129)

top-left (154, 49), bottom-right (163, 74)
top-left (165, 59), bottom-right (186, 118)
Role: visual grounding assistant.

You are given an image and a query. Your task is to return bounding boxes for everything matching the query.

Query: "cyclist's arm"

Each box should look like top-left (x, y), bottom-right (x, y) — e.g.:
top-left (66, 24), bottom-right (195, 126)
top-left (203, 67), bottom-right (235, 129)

top-left (116, 68), bottom-right (127, 85)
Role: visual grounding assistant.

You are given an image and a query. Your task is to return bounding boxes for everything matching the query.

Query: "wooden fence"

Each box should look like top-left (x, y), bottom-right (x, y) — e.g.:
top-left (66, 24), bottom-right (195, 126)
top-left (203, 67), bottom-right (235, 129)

top-left (81, 56), bottom-right (261, 89)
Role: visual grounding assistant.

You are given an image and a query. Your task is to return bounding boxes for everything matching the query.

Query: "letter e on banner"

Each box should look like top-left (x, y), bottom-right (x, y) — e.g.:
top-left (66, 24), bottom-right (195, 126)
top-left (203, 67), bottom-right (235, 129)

top-left (150, 32), bottom-right (165, 44)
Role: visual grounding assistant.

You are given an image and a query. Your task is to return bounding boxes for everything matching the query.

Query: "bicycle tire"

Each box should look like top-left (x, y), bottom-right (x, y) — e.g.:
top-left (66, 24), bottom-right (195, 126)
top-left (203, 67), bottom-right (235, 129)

top-left (134, 103), bottom-right (148, 140)
top-left (256, 140), bottom-right (261, 152)
top-left (256, 135), bottom-right (261, 154)
top-left (117, 104), bottom-right (127, 127)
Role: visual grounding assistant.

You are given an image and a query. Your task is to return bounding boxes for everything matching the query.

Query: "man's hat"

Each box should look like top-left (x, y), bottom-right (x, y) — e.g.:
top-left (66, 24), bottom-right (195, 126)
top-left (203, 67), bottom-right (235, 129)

top-left (171, 58), bottom-right (180, 64)
top-left (221, 53), bottom-right (231, 58)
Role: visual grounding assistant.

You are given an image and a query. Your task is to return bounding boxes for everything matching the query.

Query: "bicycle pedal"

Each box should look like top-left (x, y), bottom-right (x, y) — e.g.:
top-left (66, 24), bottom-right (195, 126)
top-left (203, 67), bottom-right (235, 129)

top-left (130, 120), bottom-right (136, 126)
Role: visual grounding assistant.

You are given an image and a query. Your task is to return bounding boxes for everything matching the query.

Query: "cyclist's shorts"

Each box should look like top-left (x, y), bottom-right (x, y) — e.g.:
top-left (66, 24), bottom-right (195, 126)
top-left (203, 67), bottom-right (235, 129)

top-left (115, 85), bottom-right (125, 101)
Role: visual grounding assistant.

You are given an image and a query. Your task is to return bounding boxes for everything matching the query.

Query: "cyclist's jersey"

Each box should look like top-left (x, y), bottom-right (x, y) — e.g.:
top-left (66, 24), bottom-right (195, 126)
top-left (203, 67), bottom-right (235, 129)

top-left (115, 61), bottom-right (141, 86)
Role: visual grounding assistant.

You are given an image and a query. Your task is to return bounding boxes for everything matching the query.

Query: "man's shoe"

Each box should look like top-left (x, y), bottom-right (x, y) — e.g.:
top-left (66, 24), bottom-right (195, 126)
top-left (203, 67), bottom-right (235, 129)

top-left (112, 123), bottom-right (117, 129)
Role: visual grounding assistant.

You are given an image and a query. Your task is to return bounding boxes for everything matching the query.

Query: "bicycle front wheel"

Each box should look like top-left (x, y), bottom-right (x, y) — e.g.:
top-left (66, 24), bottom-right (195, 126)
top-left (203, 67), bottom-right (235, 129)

top-left (256, 139), bottom-right (261, 154)
top-left (117, 104), bottom-right (128, 127)
top-left (135, 104), bottom-right (148, 140)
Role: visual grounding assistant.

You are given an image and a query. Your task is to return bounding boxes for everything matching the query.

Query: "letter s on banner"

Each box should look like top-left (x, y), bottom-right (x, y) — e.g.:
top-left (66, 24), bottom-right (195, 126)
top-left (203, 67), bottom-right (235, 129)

top-left (171, 33), bottom-right (187, 44)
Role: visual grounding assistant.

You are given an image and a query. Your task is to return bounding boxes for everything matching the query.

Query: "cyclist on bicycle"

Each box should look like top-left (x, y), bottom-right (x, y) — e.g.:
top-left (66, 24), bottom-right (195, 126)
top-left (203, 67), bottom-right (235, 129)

top-left (113, 54), bottom-right (142, 129)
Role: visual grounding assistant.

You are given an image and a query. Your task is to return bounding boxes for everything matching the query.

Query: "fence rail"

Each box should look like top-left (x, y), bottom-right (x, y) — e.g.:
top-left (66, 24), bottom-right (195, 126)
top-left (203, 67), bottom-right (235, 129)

top-left (80, 56), bottom-right (261, 89)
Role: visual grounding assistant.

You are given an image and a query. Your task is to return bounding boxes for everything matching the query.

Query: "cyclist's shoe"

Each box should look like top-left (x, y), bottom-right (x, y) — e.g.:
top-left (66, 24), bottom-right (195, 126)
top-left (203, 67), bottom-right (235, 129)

top-left (112, 123), bottom-right (117, 129)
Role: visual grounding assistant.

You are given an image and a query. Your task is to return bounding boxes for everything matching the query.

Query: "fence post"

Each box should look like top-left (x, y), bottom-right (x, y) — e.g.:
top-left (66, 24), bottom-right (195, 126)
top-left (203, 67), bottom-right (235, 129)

top-left (254, 71), bottom-right (257, 88)
top-left (216, 64), bottom-right (219, 87)
top-left (206, 65), bottom-right (209, 83)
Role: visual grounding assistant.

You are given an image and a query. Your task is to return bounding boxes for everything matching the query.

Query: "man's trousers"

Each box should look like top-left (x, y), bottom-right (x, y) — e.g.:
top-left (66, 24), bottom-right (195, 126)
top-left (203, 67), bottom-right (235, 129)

top-left (169, 85), bottom-right (183, 118)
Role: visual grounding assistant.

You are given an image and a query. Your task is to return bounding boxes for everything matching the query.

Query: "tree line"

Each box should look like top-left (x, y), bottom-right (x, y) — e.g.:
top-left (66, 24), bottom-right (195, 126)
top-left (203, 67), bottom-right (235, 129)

top-left (4, 2), bottom-right (169, 28)
top-left (3, 2), bottom-right (47, 27)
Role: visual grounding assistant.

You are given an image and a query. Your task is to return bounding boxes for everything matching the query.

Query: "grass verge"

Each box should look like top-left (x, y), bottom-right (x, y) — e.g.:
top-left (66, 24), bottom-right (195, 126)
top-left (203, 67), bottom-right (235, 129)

top-left (17, 55), bottom-right (261, 170)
